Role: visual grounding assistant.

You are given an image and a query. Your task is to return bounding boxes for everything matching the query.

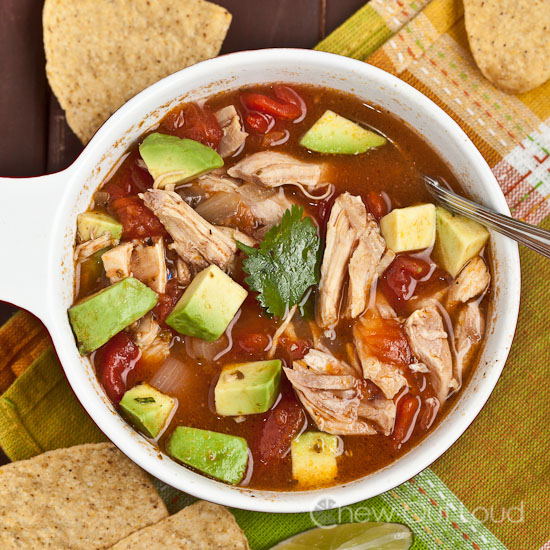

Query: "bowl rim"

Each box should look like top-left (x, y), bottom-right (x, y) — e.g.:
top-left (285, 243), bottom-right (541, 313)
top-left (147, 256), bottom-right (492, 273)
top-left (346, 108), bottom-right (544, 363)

top-left (42, 48), bottom-right (520, 512)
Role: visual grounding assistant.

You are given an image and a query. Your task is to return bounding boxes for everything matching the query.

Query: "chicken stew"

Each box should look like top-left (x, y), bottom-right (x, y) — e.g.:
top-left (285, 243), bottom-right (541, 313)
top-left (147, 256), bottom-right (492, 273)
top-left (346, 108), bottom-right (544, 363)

top-left (69, 84), bottom-right (491, 490)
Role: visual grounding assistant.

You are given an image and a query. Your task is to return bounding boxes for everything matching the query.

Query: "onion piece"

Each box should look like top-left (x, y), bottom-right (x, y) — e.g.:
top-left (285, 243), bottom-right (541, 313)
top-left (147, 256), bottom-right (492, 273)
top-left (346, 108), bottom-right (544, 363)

top-left (149, 355), bottom-right (191, 396)
top-left (185, 335), bottom-right (228, 362)
top-left (195, 192), bottom-right (241, 224)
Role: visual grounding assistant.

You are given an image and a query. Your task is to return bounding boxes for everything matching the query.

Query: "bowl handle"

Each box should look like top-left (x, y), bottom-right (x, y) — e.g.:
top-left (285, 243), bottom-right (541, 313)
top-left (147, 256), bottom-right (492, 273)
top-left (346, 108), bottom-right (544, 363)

top-left (0, 170), bottom-right (69, 320)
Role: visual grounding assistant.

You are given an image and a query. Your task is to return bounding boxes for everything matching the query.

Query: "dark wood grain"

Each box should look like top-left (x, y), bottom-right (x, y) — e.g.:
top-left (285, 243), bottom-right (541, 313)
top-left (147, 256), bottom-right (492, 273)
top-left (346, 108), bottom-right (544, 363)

top-left (218, 0), bottom-right (323, 53)
top-left (0, 0), bottom-right (48, 177)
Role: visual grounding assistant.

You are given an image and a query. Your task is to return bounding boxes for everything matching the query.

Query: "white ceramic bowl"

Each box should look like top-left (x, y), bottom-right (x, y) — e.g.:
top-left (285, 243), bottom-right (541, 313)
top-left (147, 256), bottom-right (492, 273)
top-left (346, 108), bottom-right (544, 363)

top-left (0, 49), bottom-right (520, 512)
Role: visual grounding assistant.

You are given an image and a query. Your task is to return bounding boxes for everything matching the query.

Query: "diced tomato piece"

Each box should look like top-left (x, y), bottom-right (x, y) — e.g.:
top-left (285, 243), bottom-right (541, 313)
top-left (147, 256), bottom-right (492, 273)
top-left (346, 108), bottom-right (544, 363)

top-left (111, 196), bottom-right (168, 240)
top-left (380, 254), bottom-right (432, 310)
top-left (236, 332), bottom-right (270, 354)
top-left (250, 389), bottom-right (306, 468)
top-left (154, 278), bottom-right (184, 329)
top-left (241, 93), bottom-right (302, 120)
top-left (365, 191), bottom-right (389, 221)
top-left (103, 151), bottom-right (153, 204)
top-left (245, 112), bottom-right (272, 134)
top-left (391, 393), bottom-right (421, 448)
top-left (97, 332), bottom-right (141, 404)
top-left (279, 336), bottom-right (311, 362)
top-left (356, 311), bottom-right (412, 366)
top-left (273, 85), bottom-right (306, 119)
top-left (160, 103), bottom-right (222, 149)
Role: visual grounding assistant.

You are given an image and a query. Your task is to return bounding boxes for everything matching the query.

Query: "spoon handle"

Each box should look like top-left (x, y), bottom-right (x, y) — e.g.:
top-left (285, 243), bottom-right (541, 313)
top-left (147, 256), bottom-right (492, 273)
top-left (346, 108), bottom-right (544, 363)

top-left (424, 176), bottom-right (550, 259)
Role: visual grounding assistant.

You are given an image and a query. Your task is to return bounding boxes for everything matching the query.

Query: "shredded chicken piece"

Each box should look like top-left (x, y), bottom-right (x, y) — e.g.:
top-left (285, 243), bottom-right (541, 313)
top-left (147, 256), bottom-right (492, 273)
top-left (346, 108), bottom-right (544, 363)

top-left (74, 233), bottom-right (117, 262)
top-left (194, 181), bottom-right (293, 240)
top-left (175, 258), bottom-right (192, 287)
top-left (353, 314), bottom-right (408, 399)
top-left (447, 256), bottom-right (490, 306)
top-left (196, 171), bottom-right (240, 195)
top-left (409, 362), bottom-right (429, 373)
top-left (238, 186), bottom-right (293, 238)
top-left (140, 331), bottom-right (172, 366)
top-left (375, 292), bottom-right (399, 320)
top-left (215, 105), bottom-right (248, 158)
top-left (409, 286), bottom-right (449, 312)
top-left (357, 397), bottom-right (397, 436)
top-left (140, 189), bottom-right (237, 271)
top-left (227, 151), bottom-right (322, 188)
top-left (454, 302), bottom-right (484, 383)
top-left (405, 306), bottom-right (455, 404)
top-left (131, 237), bottom-right (167, 294)
top-left (285, 349), bottom-right (396, 436)
top-left (376, 249), bottom-right (396, 276)
top-left (101, 242), bottom-right (133, 283)
top-left (130, 312), bottom-right (160, 348)
top-left (317, 193), bottom-right (385, 327)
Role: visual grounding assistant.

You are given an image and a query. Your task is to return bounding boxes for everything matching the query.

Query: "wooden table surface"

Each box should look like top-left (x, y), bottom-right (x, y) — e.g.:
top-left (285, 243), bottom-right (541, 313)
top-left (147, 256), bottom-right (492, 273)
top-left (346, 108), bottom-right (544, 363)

top-left (0, 0), bottom-right (366, 462)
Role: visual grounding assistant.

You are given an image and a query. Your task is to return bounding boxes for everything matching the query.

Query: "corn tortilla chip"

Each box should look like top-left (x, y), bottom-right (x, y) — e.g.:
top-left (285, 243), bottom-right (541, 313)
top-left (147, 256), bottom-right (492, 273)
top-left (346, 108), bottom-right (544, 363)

top-left (43, 0), bottom-right (231, 143)
top-left (464, 0), bottom-right (550, 94)
top-left (109, 500), bottom-right (249, 550)
top-left (0, 443), bottom-right (168, 549)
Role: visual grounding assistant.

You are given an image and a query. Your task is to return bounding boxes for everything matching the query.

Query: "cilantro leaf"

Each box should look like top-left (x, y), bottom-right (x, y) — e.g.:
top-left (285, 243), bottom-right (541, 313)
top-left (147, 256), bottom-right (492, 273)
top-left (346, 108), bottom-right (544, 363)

top-left (237, 205), bottom-right (320, 318)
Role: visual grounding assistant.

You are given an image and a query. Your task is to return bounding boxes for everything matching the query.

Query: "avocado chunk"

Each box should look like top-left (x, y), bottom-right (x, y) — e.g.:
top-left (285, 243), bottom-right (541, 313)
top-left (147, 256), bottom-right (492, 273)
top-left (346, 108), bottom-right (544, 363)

top-left (68, 277), bottom-right (158, 354)
top-left (434, 206), bottom-right (490, 277)
top-left (215, 360), bottom-right (282, 416)
top-left (120, 383), bottom-right (177, 439)
top-left (300, 110), bottom-right (386, 154)
top-left (167, 426), bottom-right (248, 485)
top-left (166, 265), bottom-right (247, 341)
top-left (291, 431), bottom-right (340, 486)
top-left (139, 133), bottom-right (223, 188)
top-left (77, 210), bottom-right (122, 242)
top-left (380, 203), bottom-right (436, 253)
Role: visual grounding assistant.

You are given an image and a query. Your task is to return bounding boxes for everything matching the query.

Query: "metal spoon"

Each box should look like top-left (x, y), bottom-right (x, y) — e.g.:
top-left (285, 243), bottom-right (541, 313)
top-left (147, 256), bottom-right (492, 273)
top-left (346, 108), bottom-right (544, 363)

top-left (423, 175), bottom-right (550, 259)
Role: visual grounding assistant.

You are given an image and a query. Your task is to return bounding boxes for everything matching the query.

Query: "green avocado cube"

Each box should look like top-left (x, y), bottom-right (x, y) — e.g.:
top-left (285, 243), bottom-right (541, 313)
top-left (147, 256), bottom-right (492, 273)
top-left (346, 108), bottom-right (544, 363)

top-left (139, 133), bottom-right (223, 188)
top-left (434, 206), bottom-right (490, 277)
top-left (120, 383), bottom-right (177, 439)
top-left (300, 110), bottom-right (386, 154)
top-left (68, 277), bottom-right (158, 354)
top-left (77, 210), bottom-right (122, 242)
top-left (166, 265), bottom-right (247, 341)
top-left (215, 360), bottom-right (282, 416)
top-left (167, 426), bottom-right (248, 485)
top-left (291, 431), bottom-right (340, 486)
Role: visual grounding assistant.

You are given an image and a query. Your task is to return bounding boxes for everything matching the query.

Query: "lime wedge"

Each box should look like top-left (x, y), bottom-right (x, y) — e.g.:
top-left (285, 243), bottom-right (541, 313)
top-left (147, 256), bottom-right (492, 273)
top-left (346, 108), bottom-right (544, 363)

top-left (270, 522), bottom-right (413, 550)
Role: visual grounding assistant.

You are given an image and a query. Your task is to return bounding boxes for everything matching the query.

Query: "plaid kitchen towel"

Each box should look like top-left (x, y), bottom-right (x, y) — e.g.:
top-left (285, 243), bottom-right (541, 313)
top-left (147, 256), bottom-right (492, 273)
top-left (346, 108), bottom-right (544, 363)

top-left (1, 0), bottom-right (550, 548)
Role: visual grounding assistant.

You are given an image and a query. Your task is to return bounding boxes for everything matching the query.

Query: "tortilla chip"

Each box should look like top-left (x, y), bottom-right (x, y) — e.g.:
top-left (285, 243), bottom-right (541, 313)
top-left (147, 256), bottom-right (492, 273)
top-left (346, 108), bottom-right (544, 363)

top-left (43, 0), bottom-right (231, 143)
top-left (109, 500), bottom-right (249, 550)
top-left (0, 443), bottom-right (168, 549)
top-left (464, 0), bottom-right (550, 94)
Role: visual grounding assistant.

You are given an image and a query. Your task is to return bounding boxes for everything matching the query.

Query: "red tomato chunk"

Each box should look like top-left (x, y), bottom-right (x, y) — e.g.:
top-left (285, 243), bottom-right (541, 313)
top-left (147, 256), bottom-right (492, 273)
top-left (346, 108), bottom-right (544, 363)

top-left (154, 279), bottom-right (184, 329)
top-left (103, 151), bottom-right (153, 204)
top-left (236, 332), bottom-right (270, 354)
top-left (250, 390), bottom-right (306, 469)
top-left (391, 393), bottom-right (421, 448)
top-left (97, 332), bottom-right (141, 404)
top-left (365, 191), bottom-right (389, 221)
top-left (380, 254), bottom-right (431, 310)
top-left (111, 196), bottom-right (168, 240)
top-left (160, 103), bottom-right (222, 149)
top-left (358, 312), bottom-right (412, 366)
